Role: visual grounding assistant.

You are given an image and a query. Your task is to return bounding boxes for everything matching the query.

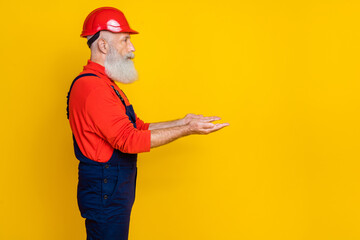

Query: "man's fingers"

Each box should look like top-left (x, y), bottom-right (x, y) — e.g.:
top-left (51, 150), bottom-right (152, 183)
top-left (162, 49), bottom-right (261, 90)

top-left (200, 122), bottom-right (229, 130)
top-left (201, 123), bottom-right (216, 129)
top-left (216, 123), bottom-right (230, 128)
top-left (187, 114), bottom-right (221, 122)
top-left (202, 115), bottom-right (220, 119)
top-left (200, 117), bottom-right (221, 123)
top-left (204, 116), bottom-right (221, 121)
top-left (207, 123), bottom-right (230, 132)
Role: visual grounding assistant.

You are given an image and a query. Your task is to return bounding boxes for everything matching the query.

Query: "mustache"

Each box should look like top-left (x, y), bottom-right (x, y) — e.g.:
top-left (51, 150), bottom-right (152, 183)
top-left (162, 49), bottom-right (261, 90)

top-left (125, 52), bottom-right (135, 60)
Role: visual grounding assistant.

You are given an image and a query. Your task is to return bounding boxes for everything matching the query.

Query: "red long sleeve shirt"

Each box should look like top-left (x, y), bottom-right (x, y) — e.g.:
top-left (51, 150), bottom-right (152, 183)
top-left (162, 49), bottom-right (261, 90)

top-left (68, 60), bottom-right (151, 162)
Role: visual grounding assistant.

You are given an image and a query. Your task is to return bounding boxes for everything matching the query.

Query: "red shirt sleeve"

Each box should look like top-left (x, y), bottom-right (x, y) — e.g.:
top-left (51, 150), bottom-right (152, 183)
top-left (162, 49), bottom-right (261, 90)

top-left (85, 85), bottom-right (151, 154)
top-left (135, 115), bottom-right (150, 130)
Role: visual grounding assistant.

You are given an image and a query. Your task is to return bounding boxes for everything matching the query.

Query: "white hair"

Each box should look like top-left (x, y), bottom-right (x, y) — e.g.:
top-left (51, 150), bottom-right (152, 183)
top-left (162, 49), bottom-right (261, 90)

top-left (104, 45), bottom-right (138, 84)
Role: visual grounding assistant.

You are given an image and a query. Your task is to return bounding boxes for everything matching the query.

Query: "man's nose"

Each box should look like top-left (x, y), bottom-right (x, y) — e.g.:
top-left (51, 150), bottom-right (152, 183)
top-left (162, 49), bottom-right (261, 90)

top-left (129, 41), bottom-right (135, 52)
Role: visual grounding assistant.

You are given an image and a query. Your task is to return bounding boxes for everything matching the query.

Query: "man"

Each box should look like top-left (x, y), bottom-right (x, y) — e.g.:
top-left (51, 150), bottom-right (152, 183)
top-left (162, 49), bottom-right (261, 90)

top-left (67, 7), bottom-right (229, 240)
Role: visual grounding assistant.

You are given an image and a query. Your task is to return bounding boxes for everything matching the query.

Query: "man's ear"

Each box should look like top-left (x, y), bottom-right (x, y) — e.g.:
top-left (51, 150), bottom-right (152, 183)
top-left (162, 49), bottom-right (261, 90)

top-left (97, 38), bottom-right (109, 55)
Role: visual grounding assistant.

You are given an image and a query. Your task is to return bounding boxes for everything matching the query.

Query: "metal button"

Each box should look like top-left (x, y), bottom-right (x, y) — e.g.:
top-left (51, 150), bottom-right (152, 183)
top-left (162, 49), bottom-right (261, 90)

top-left (105, 164), bottom-right (109, 169)
top-left (103, 178), bottom-right (108, 184)
top-left (104, 194), bottom-right (108, 199)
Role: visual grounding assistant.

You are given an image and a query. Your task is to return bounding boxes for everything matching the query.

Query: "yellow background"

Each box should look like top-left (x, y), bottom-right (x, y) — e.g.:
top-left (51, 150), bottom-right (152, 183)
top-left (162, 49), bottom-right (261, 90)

top-left (1, 0), bottom-right (360, 239)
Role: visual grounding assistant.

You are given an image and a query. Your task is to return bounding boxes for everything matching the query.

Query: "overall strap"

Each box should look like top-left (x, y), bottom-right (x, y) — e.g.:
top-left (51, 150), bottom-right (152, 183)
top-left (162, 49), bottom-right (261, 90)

top-left (66, 73), bottom-right (99, 119)
top-left (110, 85), bottom-right (127, 107)
top-left (111, 85), bottom-right (137, 127)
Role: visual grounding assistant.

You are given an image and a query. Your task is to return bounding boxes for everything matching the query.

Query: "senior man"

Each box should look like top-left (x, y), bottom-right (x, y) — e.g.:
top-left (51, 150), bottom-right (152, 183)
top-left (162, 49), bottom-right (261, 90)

top-left (67, 7), bottom-right (229, 240)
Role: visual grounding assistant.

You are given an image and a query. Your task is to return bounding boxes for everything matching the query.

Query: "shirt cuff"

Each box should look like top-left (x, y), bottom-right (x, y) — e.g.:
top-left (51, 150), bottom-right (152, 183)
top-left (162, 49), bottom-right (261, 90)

top-left (143, 122), bottom-right (150, 130)
top-left (141, 130), bottom-right (151, 152)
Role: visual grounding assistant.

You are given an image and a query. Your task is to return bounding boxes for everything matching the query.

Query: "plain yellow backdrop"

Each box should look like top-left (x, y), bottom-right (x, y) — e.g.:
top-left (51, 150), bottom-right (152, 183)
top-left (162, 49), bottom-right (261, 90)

top-left (1, 0), bottom-right (360, 239)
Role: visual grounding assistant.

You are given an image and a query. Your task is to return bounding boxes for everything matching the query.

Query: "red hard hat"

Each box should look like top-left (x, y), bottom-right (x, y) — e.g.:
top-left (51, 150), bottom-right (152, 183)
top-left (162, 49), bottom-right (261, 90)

top-left (81, 7), bottom-right (139, 37)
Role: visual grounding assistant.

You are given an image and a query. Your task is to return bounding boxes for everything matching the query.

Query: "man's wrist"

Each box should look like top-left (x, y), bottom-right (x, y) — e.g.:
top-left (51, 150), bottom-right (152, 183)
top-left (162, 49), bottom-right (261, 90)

top-left (180, 122), bottom-right (192, 136)
top-left (177, 118), bottom-right (186, 127)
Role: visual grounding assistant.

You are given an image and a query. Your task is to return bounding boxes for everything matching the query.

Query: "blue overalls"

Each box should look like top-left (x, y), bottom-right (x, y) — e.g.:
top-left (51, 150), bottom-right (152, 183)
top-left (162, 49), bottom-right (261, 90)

top-left (67, 73), bottom-right (138, 240)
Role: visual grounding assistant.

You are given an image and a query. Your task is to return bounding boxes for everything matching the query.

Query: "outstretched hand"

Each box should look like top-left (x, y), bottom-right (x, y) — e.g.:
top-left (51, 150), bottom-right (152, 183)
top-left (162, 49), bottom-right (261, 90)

top-left (183, 113), bottom-right (221, 125)
top-left (184, 114), bottom-right (229, 135)
top-left (150, 113), bottom-right (229, 148)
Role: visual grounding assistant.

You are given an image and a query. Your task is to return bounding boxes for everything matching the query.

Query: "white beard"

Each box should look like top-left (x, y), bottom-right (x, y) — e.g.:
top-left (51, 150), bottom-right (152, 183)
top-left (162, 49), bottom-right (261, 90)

top-left (104, 47), bottom-right (138, 84)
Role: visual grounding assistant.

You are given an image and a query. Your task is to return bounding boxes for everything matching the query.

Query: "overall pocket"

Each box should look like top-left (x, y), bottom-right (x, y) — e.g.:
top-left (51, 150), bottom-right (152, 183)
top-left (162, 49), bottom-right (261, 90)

top-left (103, 165), bottom-right (137, 215)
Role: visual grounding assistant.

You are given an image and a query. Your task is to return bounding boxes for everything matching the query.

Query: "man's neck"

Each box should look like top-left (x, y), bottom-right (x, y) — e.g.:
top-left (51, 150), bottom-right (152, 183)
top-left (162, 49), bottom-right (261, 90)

top-left (90, 55), bottom-right (105, 67)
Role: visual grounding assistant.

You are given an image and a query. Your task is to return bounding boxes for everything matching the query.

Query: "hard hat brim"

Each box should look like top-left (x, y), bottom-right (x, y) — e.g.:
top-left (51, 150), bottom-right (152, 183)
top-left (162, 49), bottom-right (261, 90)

top-left (81, 28), bottom-right (139, 38)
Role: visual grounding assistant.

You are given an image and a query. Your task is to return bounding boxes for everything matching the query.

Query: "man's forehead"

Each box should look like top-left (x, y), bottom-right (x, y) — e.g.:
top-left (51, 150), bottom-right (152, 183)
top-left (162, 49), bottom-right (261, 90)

top-left (114, 32), bottom-right (131, 39)
top-left (100, 31), bottom-right (131, 40)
